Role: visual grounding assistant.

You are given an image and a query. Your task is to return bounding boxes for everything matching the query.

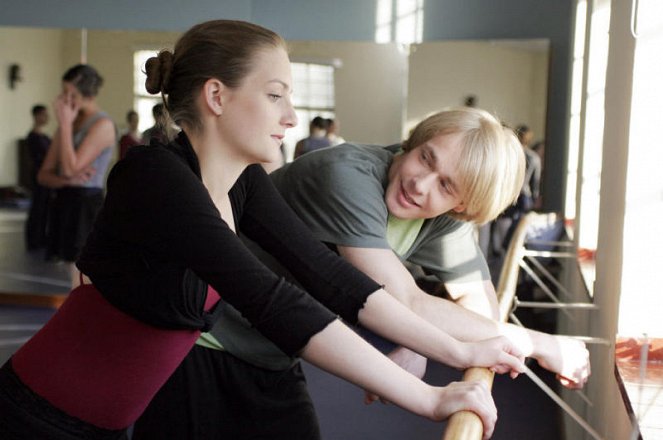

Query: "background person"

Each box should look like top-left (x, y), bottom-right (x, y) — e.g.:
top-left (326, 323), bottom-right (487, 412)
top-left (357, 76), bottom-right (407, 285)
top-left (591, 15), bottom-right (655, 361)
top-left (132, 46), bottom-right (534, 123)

top-left (24, 104), bottom-right (52, 251)
top-left (37, 64), bottom-right (115, 286)
top-left (293, 115), bottom-right (330, 158)
top-left (141, 102), bottom-right (177, 144)
top-left (118, 109), bottom-right (141, 160)
top-left (325, 117), bottom-right (345, 146)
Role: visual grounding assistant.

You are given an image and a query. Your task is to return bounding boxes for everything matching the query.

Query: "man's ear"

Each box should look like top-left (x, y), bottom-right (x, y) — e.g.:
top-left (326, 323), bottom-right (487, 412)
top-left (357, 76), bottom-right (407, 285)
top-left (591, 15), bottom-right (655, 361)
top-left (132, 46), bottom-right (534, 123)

top-left (202, 78), bottom-right (225, 117)
top-left (452, 202), bottom-right (466, 213)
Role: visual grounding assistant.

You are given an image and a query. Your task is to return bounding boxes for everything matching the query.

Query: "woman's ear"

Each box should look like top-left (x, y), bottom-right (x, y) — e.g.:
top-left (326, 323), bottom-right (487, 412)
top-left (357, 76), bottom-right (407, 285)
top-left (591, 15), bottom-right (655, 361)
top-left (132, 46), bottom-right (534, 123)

top-left (201, 78), bottom-right (225, 117)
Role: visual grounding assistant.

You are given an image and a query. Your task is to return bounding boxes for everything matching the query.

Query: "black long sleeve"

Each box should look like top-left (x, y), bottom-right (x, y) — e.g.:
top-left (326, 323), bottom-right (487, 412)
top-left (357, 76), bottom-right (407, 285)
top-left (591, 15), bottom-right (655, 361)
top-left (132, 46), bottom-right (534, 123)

top-left (78, 134), bottom-right (379, 356)
top-left (235, 165), bottom-right (380, 324)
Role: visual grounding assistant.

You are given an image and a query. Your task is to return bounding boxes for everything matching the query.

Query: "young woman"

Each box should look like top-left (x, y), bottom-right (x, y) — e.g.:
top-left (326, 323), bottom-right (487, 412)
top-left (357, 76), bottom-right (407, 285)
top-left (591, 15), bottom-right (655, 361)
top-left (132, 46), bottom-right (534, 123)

top-left (38, 64), bottom-right (116, 286)
top-left (0, 20), bottom-right (525, 440)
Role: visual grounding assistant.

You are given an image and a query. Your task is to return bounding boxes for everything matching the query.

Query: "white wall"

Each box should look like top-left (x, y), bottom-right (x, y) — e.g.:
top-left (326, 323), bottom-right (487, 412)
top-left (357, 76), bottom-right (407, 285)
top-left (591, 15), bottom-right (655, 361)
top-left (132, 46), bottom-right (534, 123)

top-left (288, 41), bottom-right (407, 146)
top-left (407, 40), bottom-right (548, 139)
top-left (0, 26), bottom-right (64, 186)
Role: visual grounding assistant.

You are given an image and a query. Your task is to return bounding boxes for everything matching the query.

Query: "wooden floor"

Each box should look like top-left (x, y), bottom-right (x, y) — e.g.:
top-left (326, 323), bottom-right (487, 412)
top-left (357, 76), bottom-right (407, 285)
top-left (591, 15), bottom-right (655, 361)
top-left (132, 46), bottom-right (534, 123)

top-left (0, 206), bottom-right (563, 439)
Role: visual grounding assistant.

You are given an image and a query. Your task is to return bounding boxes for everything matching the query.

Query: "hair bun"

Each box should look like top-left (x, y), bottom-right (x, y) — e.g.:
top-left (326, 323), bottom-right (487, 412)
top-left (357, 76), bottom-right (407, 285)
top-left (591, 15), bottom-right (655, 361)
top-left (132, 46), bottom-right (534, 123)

top-left (144, 50), bottom-right (174, 94)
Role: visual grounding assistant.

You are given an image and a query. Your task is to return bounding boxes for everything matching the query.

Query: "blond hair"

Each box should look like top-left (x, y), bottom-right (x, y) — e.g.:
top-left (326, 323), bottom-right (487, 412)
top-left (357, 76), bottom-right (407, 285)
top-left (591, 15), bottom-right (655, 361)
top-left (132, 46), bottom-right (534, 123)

top-left (403, 108), bottom-right (525, 224)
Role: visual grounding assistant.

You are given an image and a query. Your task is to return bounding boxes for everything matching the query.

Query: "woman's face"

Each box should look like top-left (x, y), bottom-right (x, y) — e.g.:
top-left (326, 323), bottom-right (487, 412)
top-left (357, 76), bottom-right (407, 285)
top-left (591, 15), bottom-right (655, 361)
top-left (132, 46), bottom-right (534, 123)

top-left (128, 113), bottom-right (139, 131)
top-left (61, 82), bottom-right (85, 110)
top-left (385, 133), bottom-right (467, 220)
top-left (217, 46), bottom-right (297, 164)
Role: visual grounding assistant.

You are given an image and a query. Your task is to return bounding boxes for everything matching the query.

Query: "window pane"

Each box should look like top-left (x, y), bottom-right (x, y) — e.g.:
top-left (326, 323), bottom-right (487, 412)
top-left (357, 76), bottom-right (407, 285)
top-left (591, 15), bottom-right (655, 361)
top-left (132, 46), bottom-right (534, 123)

top-left (134, 96), bottom-right (162, 133)
top-left (134, 50), bottom-right (157, 96)
top-left (285, 62), bottom-right (336, 162)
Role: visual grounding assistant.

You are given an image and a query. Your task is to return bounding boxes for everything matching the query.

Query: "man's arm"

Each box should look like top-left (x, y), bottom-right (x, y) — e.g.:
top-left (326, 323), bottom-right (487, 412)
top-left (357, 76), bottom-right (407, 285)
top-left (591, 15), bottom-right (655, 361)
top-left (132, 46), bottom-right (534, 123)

top-left (443, 279), bottom-right (498, 320)
top-left (337, 245), bottom-right (590, 388)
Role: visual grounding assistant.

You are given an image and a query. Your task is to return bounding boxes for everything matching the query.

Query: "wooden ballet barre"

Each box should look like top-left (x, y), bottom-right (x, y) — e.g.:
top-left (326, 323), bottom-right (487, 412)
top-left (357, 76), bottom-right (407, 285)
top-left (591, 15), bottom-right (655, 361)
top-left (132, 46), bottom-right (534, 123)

top-left (443, 213), bottom-right (535, 440)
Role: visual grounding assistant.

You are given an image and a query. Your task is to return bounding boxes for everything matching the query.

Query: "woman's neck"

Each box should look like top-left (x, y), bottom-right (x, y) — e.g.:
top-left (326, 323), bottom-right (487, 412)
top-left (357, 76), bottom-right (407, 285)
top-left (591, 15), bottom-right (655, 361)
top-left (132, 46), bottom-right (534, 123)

top-left (75, 102), bottom-right (100, 127)
top-left (186, 127), bottom-right (248, 201)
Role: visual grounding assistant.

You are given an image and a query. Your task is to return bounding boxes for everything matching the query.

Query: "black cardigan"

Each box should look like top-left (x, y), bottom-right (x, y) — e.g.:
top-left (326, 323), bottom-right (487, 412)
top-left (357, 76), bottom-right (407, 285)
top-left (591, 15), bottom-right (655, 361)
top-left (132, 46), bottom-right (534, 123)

top-left (77, 132), bottom-right (381, 356)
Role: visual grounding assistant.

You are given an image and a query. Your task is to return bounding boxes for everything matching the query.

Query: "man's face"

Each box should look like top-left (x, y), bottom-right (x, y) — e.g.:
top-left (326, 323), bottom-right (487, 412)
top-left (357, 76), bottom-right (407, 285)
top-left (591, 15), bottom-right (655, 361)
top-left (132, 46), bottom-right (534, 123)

top-left (385, 133), bottom-right (466, 219)
top-left (35, 110), bottom-right (49, 126)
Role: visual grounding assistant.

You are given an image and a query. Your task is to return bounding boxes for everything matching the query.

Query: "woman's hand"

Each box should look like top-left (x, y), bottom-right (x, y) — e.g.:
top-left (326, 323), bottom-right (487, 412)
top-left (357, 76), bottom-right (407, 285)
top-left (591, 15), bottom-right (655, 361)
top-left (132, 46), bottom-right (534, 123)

top-left (65, 166), bottom-right (96, 186)
top-left (364, 347), bottom-right (428, 405)
top-left (54, 92), bottom-right (79, 127)
top-left (428, 381), bottom-right (497, 439)
top-left (463, 336), bottom-right (526, 378)
top-left (535, 336), bottom-right (590, 389)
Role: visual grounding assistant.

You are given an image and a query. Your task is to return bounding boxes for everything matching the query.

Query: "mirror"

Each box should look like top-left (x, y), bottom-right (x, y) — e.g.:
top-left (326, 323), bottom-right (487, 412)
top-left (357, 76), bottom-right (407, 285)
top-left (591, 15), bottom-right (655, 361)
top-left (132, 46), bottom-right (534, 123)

top-left (0, 25), bottom-right (548, 185)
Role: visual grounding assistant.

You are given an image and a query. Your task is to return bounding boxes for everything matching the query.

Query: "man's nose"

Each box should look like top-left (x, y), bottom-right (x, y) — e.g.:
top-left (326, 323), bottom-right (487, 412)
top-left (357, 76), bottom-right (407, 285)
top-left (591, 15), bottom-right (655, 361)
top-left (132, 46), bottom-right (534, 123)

top-left (413, 173), bottom-right (436, 193)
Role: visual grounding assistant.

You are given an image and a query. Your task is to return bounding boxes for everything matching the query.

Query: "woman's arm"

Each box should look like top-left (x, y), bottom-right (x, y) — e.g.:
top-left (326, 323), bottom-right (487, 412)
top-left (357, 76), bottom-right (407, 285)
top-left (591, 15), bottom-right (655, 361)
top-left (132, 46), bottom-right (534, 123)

top-left (37, 129), bottom-right (95, 188)
top-left (301, 319), bottom-right (498, 440)
top-left (54, 94), bottom-right (115, 178)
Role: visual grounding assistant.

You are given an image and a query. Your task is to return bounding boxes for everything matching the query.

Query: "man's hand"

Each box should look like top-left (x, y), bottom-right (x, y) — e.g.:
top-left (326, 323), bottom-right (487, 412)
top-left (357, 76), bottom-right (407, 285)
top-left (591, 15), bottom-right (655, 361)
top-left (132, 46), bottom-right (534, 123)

top-left (535, 335), bottom-right (590, 389)
top-left (464, 336), bottom-right (526, 377)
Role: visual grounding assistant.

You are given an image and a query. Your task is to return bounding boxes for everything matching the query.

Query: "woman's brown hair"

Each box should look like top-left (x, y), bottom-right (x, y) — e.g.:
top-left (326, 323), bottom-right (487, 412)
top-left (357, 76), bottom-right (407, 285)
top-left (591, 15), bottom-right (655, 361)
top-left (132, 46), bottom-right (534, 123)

top-left (144, 20), bottom-right (286, 132)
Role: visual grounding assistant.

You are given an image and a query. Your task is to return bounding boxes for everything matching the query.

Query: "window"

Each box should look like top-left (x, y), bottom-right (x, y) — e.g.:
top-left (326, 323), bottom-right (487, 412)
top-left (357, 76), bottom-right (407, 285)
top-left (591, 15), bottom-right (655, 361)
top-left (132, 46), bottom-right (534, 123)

top-left (618, 0), bottom-right (663, 338)
top-left (566, 0), bottom-right (611, 296)
top-left (564, 0), bottom-right (587, 221)
top-left (375, 0), bottom-right (425, 44)
top-left (284, 62), bottom-right (336, 161)
top-left (133, 50), bottom-right (164, 133)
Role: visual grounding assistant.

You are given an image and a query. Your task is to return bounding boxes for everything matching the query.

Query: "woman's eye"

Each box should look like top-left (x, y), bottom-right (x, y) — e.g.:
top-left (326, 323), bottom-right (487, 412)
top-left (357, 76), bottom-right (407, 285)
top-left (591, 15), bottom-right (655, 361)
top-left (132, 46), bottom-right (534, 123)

top-left (268, 94), bottom-right (282, 102)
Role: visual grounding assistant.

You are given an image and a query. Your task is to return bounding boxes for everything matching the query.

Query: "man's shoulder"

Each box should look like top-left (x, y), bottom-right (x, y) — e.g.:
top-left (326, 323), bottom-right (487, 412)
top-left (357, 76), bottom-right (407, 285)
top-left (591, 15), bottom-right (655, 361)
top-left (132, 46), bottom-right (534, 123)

top-left (318, 142), bottom-right (394, 165)
top-left (426, 215), bottom-right (473, 238)
top-left (303, 143), bottom-right (392, 183)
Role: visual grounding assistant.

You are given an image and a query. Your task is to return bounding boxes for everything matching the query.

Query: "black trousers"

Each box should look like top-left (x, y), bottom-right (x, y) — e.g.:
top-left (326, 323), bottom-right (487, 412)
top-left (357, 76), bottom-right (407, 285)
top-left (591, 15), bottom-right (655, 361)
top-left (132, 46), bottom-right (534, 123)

top-left (25, 184), bottom-right (51, 250)
top-left (0, 360), bottom-right (128, 440)
top-left (46, 187), bottom-right (103, 262)
top-left (132, 346), bottom-right (321, 440)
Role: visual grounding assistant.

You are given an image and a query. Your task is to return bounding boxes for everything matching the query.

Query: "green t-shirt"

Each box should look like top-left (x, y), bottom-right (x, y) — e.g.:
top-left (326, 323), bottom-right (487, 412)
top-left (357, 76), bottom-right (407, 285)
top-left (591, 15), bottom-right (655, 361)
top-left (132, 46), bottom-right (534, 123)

top-left (271, 143), bottom-right (489, 282)
top-left (387, 214), bottom-right (425, 257)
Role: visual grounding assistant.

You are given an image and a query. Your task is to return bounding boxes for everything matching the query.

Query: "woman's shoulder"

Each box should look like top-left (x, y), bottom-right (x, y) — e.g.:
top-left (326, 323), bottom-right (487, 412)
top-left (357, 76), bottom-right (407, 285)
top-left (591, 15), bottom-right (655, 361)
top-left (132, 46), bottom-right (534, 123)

top-left (115, 143), bottom-right (194, 184)
top-left (125, 142), bottom-right (188, 166)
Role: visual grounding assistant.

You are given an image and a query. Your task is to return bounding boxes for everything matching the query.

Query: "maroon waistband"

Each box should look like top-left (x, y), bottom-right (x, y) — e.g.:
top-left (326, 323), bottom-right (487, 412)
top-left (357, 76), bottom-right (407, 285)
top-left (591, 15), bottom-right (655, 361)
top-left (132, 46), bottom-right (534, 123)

top-left (12, 283), bottom-right (220, 429)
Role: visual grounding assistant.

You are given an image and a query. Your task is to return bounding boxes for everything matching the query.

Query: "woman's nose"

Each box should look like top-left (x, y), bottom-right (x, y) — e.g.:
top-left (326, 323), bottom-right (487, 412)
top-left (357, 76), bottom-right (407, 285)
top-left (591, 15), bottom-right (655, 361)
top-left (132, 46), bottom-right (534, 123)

top-left (283, 100), bottom-right (298, 128)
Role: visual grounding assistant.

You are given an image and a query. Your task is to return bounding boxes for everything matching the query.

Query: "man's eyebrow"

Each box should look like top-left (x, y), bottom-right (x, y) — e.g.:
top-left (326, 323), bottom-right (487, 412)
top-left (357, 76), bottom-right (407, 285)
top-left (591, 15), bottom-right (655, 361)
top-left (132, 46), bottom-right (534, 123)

top-left (426, 145), bottom-right (459, 194)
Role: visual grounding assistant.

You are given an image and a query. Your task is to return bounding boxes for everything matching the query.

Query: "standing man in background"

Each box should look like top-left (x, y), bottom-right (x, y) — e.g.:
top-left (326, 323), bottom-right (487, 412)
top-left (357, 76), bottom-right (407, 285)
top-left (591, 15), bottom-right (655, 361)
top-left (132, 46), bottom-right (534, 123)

top-left (25, 104), bottom-right (52, 251)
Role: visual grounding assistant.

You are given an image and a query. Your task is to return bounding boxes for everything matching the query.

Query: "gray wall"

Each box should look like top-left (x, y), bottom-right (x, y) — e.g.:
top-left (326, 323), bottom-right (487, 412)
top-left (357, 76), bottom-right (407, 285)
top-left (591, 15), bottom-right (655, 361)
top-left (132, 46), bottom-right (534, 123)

top-left (0, 0), bottom-right (574, 211)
